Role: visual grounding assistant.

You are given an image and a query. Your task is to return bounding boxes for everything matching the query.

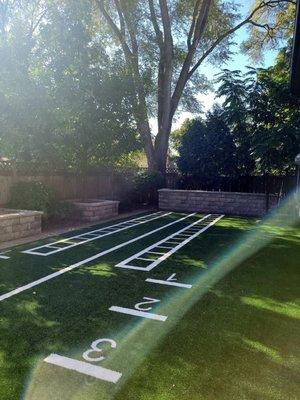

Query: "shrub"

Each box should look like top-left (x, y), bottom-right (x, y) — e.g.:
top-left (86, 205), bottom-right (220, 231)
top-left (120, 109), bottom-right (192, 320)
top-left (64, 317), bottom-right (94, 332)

top-left (8, 181), bottom-right (74, 220)
top-left (50, 201), bottom-right (75, 220)
top-left (8, 182), bottom-right (56, 218)
top-left (133, 171), bottom-right (164, 205)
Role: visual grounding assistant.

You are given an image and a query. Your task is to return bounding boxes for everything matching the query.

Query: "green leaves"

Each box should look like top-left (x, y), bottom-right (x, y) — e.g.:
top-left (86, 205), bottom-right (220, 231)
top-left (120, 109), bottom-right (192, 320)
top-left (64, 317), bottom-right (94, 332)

top-left (177, 107), bottom-right (238, 179)
top-left (0, 0), bottom-right (140, 170)
top-left (215, 48), bottom-right (300, 174)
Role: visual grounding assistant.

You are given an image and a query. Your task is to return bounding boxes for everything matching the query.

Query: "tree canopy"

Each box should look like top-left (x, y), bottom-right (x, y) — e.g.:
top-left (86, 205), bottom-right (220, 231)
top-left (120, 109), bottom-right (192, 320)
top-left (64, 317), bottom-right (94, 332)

top-left (178, 107), bottom-right (238, 179)
top-left (0, 0), bottom-right (297, 175)
top-left (0, 0), bottom-right (140, 171)
top-left (95, 0), bottom-right (296, 174)
top-left (176, 46), bottom-right (300, 180)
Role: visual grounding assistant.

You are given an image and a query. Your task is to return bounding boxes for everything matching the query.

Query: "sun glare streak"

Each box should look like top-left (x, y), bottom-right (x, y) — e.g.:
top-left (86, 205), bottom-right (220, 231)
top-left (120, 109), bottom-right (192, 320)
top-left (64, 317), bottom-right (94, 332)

top-left (25, 191), bottom-right (299, 399)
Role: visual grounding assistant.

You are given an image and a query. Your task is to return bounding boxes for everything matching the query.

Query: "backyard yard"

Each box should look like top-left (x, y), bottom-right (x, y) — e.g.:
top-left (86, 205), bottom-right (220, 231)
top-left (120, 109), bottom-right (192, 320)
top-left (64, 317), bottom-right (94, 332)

top-left (0, 1), bottom-right (300, 399)
top-left (0, 209), bottom-right (299, 400)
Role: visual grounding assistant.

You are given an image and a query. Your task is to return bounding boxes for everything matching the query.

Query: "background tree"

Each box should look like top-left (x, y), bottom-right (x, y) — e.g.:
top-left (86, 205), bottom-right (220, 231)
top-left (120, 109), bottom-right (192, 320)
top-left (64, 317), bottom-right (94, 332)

top-left (248, 46), bottom-right (300, 173)
top-left (215, 69), bottom-right (255, 174)
top-left (177, 107), bottom-right (237, 181)
top-left (96, 0), bottom-right (296, 175)
top-left (0, 0), bottom-right (140, 168)
top-left (213, 46), bottom-right (300, 175)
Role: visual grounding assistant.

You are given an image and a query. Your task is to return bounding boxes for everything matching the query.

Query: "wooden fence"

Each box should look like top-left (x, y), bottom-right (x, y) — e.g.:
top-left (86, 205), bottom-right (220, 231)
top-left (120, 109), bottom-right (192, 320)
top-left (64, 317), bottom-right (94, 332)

top-left (0, 170), bottom-right (136, 206)
top-left (0, 160), bottom-right (297, 206)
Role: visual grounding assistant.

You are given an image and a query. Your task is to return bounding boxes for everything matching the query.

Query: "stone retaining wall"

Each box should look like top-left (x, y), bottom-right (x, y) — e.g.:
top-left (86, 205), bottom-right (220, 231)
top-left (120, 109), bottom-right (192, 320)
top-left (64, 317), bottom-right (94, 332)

top-left (0, 209), bottom-right (43, 243)
top-left (72, 200), bottom-right (119, 222)
top-left (159, 189), bottom-right (278, 216)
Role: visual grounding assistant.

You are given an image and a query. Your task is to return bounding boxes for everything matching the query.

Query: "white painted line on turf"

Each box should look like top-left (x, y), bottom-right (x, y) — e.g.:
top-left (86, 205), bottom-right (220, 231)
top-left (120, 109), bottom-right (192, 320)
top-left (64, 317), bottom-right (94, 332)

top-left (44, 354), bottom-right (122, 383)
top-left (0, 212), bottom-right (196, 302)
top-left (116, 214), bottom-right (224, 271)
top-left (146, 278), bottom-right (192, 289)
top-left (0, 251), bottom-right (11, 260)
top-left (109, 306), bottom-right (167, 321)
top-left (22, 211), bottom-right (171, 256)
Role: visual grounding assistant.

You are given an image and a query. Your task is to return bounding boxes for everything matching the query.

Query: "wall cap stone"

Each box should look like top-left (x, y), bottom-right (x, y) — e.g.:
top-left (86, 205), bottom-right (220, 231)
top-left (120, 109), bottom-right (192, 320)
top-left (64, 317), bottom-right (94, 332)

top-left (0, 208), bottom-right (44, 220)
top-left (158, 188), bottom-right (277, 198)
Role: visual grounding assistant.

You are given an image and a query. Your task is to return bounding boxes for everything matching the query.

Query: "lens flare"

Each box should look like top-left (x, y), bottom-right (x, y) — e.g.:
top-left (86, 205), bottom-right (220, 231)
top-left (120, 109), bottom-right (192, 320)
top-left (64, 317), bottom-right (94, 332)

top-left (25, 191), bottom-right (299, 399)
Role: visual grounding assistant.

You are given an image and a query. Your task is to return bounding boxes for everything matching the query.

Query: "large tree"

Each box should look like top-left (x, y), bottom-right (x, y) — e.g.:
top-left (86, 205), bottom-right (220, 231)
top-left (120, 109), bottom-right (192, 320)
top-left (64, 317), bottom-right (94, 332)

top-left (0, 0), bottom-right (140, 168)
top-left (95, 0), bottom-right (296, 174)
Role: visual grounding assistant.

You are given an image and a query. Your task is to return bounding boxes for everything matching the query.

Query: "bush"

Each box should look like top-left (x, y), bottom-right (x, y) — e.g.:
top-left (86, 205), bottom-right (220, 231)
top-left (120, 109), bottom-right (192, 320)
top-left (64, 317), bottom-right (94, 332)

top-left (133, 171), bottom-right (164, 205)
top-left (8, 181), bottom-right (74, 220)
top-left (49, 201), bottom-right (75, 221)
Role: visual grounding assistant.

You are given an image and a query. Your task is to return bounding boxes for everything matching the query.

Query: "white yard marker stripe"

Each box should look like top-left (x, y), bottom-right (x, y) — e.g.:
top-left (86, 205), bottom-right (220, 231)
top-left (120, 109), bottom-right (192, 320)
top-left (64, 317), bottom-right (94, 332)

top-left (116, 214), bottom-right (224, 271)
top-left (0, 250), bottom-right (11, 260)
top-left (109, 306), bottom-right (167, 321)
top-left (44, 354), bottom-right (122, 383)
top-left (0, 212), bottom-right (196, 302)
top-left (22, 211), bottom-right (171, 256)
top-left (146, 278), bottom-right (192, 289)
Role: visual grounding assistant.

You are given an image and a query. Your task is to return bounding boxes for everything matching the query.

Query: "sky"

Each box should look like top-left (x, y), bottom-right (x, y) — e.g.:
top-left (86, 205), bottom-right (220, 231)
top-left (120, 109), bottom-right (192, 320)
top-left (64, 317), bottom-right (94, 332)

top-left (151, 0), bottom-right (280, 133)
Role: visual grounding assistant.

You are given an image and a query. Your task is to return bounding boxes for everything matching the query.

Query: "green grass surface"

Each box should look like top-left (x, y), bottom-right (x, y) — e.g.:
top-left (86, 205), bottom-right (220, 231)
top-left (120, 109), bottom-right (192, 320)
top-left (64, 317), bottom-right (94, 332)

top-left (0, 212), bottom-right (299, 400)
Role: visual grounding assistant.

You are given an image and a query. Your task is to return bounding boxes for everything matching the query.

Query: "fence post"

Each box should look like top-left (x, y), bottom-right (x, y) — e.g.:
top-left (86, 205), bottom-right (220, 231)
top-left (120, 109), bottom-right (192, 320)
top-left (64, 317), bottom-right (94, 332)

top-left (264, 173), bottom-right (270, 212)
top-left (11, 160), bottom-right (18, 185)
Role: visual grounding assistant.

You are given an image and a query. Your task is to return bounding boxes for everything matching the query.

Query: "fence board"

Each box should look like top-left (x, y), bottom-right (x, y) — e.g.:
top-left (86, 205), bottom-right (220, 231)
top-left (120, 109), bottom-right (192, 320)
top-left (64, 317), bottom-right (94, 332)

top-left (0, 166), bottom-right (297, 206)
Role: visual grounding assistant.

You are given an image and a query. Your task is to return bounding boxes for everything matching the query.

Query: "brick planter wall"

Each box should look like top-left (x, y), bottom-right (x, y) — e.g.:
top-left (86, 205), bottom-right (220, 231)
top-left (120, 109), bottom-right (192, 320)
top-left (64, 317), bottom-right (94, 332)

top-left (72, 200), bottom-right (119, 223)
top-left (0, 209), bottom-right (43, 243)
top-left (158, 189), bottom-right (278, 217)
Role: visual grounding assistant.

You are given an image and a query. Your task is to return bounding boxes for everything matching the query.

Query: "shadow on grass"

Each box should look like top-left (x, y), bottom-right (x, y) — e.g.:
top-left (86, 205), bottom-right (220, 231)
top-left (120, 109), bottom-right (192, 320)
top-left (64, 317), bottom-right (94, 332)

top-left (0, 215), bottom-right (298, 400)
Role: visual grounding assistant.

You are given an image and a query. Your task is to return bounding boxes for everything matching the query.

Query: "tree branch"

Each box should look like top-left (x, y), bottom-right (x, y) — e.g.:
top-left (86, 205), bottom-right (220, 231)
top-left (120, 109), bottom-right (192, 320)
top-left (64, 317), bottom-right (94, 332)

top-left (119, 0), bottom-right (138, 55)
top-left (159, 0), bottom-right (172, 46)
top-left (95, 0), bottom-right (132, 59)
top-left (187, 0), bottom-right (295, 79)
top-left (148, 0), bottom-right (163, 48)
top-left (187, 0), bottom-right (201, 49)
top-left (170, 0), bottom-right (212, 116)
top-left (114, 0), bottom-right (125, 36)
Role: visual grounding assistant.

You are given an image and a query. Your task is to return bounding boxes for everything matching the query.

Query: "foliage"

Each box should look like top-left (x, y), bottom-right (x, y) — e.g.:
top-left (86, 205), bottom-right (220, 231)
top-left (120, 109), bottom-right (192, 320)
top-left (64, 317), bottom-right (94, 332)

top-left (0, 0), bottom-right (296, 175)
top-left (176, 45), bottom-right (299, 179)
top-left (8, 181), bottom-right (74, 220)
top-left (0, 0), bottom-right (140, 170)
top-left (133, 170), bottom-right (165, 205)
top-left (177, 108), bottom-right (238, 180)
top-left (49, 201), bottom-right (76, 221)
top-left (241, 0), bottom-right (296, 62)
top-left (215, 47), bottom-right (300, 174)
top-left (96, 0), bottom-right (295, 173)
top-left (8, 181), bottom-right (56, 217)
top-left (215, 69), bottom-right (256, 175)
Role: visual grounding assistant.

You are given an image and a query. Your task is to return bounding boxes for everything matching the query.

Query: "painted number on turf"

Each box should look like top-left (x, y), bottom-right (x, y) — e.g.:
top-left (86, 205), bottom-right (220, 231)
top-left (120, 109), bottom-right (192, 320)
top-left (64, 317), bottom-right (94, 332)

top-left (82, 338), bottom-right (117, 363)
top-left (134, 297), bottom-right (160, 311)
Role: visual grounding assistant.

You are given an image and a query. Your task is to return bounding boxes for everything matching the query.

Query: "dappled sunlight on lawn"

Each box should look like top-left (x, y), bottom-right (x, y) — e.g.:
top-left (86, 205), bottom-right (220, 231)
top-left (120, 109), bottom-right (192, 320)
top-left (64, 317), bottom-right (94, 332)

top-left (175, 254), bottom-right (207, 269)
top-left (74, 262), bottom-right (116, 278)
top-left (241, 296), bottom-right (300, 320)
top-left (20, 192), bottom-right (300, 400)
top-left (242, 338), bottom-right (289, 364)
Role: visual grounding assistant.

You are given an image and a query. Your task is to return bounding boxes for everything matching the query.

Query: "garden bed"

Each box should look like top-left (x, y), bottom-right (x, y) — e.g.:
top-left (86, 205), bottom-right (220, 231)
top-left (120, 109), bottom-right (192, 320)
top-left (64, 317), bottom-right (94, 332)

top-left (0, 208), bottom-right (43, 243)
top-left (71, 199), bottom-right (119, 222)
top-left (159, 189), bottom-right (278, 216)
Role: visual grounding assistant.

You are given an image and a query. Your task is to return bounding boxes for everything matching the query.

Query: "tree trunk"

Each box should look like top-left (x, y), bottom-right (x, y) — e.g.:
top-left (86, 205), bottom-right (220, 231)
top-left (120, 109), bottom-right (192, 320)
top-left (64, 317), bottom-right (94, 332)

top-left (153, 118), bottom-right (172, 176)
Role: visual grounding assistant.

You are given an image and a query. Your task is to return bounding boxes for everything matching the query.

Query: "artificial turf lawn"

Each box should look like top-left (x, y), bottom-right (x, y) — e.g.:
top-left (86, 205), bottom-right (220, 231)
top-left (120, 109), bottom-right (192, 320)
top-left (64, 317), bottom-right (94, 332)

top-left (0, 212), bottom-right (299, 400)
